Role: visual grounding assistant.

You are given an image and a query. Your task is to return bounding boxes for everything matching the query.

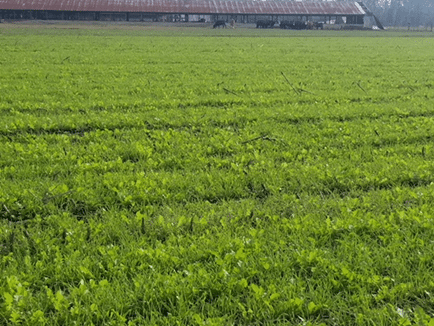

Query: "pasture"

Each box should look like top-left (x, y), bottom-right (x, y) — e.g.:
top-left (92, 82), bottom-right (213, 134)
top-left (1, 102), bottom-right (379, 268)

top-left (1, 23), bottom-right (434, 325)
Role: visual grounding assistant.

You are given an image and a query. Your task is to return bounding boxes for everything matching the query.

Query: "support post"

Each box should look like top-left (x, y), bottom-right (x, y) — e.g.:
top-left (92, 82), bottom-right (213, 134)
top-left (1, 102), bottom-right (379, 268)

top-left (126, 12), bottom-right (129, 21)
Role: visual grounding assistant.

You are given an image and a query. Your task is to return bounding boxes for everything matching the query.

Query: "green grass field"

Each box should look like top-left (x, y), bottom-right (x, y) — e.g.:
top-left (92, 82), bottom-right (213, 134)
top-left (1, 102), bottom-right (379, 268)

top-left (1, 23), bottom-right (434, 325)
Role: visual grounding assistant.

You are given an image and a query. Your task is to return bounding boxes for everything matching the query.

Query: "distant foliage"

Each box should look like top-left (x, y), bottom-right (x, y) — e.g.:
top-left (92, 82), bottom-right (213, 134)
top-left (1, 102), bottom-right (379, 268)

top-left (359, 0), bottom-right (432, 27)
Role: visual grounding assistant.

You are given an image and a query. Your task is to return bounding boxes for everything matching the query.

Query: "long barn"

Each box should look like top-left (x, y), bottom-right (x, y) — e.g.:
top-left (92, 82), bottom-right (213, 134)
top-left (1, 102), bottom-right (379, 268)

top-left (0, 0), bottom-right (381, 29)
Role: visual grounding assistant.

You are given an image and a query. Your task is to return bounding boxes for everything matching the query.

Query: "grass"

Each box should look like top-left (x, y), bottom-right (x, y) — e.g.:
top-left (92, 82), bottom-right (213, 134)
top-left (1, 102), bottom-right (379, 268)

top-left (1, 22), bottom-right (434, 325)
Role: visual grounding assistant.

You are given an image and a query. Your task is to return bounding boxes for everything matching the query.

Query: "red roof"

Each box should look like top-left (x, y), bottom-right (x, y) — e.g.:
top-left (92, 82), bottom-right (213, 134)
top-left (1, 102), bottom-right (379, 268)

top-left (0, 0), bottom-right (366, 15)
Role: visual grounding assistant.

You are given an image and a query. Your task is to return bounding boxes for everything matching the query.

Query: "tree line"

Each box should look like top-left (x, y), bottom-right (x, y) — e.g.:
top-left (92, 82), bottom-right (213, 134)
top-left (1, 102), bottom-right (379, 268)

top-left (340, 0), bottom-right (433, 27)
top-left (272, 0), bottom-right (433, 27)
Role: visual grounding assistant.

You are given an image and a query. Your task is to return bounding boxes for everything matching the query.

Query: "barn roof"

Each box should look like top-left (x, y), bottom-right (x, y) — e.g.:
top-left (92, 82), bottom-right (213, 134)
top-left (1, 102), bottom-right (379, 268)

top-left (0, 0), bottom-right (366, 15)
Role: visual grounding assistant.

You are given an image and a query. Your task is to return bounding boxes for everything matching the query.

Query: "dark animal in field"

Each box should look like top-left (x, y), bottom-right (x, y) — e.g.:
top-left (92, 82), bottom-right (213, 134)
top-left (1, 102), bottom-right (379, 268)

top-left (294, 21), bottom-right (307, 30)
top-left (307, 21), bottom-right (324, 30)
top-left (256, 20), bottom-right (266, 28)
top-left (268, 21), bottom-right (276, 28)
top-left (213, 20), bottom-right (226, 28)
top-left (280, 21), bottom-right (295, 29)
top-left (256, 20), bottom-right (276, 29)
top-left (314, 22), bottom-right (324, 29)
top-left (280, 20), bottom-right (307, 30)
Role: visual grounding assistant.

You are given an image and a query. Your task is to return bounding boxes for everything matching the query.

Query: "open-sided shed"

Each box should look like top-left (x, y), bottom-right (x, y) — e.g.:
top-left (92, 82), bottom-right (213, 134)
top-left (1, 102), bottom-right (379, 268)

top-left (0, 0), bottom-right (373, 27)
